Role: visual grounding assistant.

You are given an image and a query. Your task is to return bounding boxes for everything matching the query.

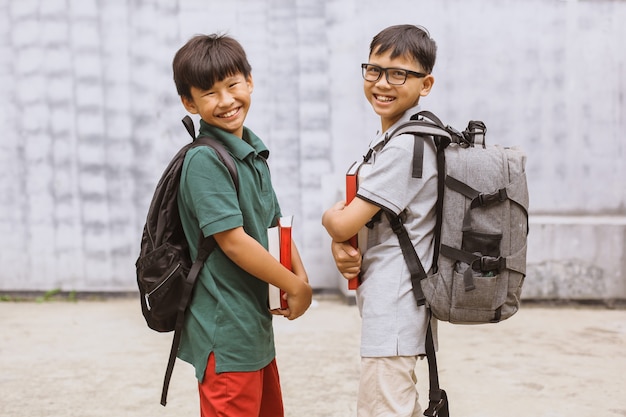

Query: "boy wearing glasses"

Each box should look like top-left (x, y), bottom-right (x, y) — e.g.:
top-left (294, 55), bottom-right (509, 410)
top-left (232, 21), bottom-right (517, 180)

top-left (322, 24), bottom-right (437, 417)
top-left (173, 34), bottom-right (312, 417)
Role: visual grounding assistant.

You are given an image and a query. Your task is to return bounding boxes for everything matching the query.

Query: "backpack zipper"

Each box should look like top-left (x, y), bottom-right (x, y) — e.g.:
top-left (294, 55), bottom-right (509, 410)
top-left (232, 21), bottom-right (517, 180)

top-left (145, 263), bottom-right (181, 311)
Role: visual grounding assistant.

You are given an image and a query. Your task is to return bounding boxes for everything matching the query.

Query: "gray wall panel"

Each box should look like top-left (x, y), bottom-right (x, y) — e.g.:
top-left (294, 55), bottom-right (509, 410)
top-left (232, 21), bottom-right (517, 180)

top-left (0, 0), bottom-right (624, 298)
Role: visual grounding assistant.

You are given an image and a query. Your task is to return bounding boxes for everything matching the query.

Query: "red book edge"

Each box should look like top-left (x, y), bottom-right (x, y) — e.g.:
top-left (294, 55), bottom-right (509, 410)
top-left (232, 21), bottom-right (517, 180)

top-left (268, 216), bottom-right (292, 310)
top-left (278, 217), bottom-right (292, 309)
top-left (346, 162), bottom-right (360, 290)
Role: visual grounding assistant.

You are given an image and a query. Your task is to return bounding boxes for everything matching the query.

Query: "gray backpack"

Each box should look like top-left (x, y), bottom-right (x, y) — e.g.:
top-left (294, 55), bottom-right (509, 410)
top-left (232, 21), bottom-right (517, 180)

top-left (383, 110), bottom-right (529, 324)
top-left (374, 111), bottom-right (529, 417)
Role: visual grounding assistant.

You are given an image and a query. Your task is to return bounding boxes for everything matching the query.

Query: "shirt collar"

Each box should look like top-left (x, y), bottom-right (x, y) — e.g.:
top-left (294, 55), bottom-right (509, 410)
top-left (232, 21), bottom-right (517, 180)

top-left (369, 104), bottom-right (422, 149)
top-left (198, 119), bottom-right (270, 160)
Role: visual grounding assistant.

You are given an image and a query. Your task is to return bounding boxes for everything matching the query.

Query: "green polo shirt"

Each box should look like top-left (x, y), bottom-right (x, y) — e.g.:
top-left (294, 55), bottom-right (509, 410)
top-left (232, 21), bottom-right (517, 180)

top-left (177, 119), bottom-right (281, 380)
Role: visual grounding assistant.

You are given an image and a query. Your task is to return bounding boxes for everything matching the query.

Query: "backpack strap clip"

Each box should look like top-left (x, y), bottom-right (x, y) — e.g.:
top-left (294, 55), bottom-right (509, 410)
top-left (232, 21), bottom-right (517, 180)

top-left (446, 124), bottom-right (469, 147)
top-left (472, 187), bottom-right (508, 209)
top-left (424, 392), bottom-right (449, 417)
top-left (463, 120), bottom-right (487, 147)
top-left (472, 255), bottom-right (506, 274)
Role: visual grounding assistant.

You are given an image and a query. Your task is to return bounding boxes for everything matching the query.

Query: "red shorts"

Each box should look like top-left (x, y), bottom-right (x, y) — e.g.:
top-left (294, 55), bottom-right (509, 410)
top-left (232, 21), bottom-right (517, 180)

top-left (198, 353), bottom-right (284, 417)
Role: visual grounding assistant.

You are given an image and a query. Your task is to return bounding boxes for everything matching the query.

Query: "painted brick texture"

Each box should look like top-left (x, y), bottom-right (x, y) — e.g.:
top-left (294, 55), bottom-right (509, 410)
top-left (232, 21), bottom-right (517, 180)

top-left (0, 0), bottom-right (624, 294)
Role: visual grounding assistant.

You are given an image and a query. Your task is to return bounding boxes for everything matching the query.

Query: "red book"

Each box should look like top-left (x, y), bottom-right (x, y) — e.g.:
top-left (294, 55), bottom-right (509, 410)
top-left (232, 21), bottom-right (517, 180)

top-left (345, 162), bottom-right (361, 290)
top-left (267, 216), bottom-right (293, 310)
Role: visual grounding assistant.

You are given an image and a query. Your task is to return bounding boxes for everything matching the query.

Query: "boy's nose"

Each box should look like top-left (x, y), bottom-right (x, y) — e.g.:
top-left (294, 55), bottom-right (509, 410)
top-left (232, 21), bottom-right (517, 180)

top-left (374, 74), bottom-right (391, 88)
top-left (219, 92), bottom-right (235, 105)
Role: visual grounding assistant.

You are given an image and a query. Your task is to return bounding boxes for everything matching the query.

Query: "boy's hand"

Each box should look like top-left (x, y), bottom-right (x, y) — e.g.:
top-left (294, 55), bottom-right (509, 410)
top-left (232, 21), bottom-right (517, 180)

top-left (331, 240), bottom-right (361, 279)
top-left (284, 279), bottom-right (313, 320)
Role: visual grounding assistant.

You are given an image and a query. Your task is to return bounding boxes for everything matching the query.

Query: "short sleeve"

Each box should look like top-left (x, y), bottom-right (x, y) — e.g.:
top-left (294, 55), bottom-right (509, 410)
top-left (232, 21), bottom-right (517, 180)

top-left (357, 134), bottom-right (421, 215)
top-left (179, 147), bottom-right (243, 237)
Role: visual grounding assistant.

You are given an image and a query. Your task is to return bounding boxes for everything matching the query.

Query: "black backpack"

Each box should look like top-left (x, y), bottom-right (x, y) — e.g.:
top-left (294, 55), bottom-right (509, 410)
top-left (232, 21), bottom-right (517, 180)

top-left (135, 116), bottom-right (238, 406)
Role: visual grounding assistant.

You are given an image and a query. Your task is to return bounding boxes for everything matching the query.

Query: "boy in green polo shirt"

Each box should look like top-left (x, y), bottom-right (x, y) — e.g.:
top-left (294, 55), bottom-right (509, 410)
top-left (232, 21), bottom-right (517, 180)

top-left (172, 33), bottom-right (312, 417)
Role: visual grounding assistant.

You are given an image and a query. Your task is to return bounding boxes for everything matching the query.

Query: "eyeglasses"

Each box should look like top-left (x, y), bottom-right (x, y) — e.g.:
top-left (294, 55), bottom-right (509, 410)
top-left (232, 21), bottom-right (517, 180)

top-left (361, 63), bottom-right (427, 85)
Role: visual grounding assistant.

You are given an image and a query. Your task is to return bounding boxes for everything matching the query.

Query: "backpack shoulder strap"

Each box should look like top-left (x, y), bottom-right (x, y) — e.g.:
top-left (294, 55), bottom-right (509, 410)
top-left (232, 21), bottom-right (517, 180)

top-left (385, 210), bottom-right (428, 305)
top-left (180, 116), bottom-right (239, 194)
top-left (424, 319), bottom-right (449, 417)
top-left (383, 112), bottom-right (453, 267)
top-left (388, 119), bottom-right (451, 142)
top-left (384, 210), bottom-right (449, 417)
top-left (385, 117), bottom-right (451, 180)
top-left (182, 115), bottom-right (196, 140)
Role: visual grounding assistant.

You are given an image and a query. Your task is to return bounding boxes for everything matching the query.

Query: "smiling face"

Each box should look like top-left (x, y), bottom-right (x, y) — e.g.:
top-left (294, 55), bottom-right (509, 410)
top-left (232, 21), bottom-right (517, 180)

top-left (181, 73), bottom-right (254, 138)
top-left (363, 48), bottom-right (434, 132)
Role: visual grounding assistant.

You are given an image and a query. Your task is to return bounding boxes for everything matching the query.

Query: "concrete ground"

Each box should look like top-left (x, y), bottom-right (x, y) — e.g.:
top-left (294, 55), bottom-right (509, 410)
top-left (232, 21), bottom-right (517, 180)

top-left (1, 294), bottom-right (625, 417)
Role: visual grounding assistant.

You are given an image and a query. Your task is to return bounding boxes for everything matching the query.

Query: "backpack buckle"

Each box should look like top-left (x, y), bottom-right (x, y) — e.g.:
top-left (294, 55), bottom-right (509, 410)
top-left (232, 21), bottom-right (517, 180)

top-left (446, 125), bottom-right (469, 147)
top-left (425, 390), bottom-right (449, 417)
top-left (473, 256), bottom-right (503, 273)
top-left (472, 188), bottom-right (508, 209)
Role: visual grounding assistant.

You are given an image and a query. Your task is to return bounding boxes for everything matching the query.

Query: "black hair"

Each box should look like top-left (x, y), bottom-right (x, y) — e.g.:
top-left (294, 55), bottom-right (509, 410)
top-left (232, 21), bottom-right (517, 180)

top-left (173, 34), bottom-right (252, 98)
top-left (369, 25), bottom-right (437, 74)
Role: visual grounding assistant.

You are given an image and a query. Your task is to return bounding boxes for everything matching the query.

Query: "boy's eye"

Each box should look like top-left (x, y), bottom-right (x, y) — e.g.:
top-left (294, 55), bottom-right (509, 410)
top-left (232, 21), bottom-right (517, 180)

top-left (389, 69), bottom-right (407, 79)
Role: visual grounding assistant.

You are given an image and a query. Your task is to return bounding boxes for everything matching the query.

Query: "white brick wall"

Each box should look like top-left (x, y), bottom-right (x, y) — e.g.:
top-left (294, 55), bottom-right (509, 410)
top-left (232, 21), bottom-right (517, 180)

top-left (0, 0), bottom-right (625, 297)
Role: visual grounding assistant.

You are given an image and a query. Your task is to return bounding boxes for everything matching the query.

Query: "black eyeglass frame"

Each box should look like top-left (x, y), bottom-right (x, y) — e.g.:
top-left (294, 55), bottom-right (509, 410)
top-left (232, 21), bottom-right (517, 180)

top-left (361, 63), bottom-right (428, 85)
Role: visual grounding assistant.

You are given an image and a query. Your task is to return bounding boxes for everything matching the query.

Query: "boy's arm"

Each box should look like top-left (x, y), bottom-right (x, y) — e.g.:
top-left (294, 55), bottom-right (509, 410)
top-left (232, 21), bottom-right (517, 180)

top-left (213, 227), bottom-right (312, 320)
top-left (290, 239), bottom-right (308, 283)
top-left (322, 197), bottom-right (380, 242)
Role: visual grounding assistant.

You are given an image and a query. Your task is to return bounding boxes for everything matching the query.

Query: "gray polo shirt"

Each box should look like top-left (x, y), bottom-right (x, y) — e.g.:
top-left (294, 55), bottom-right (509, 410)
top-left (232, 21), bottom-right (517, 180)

top-left (355, 105), bottom-right (438, 357)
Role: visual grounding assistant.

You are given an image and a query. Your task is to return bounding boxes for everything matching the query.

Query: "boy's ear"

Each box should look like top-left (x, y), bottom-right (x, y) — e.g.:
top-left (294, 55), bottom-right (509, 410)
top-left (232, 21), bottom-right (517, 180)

top-left (180, 95), bottom-right (199, 114)
top-left (246, 74), bottom-right (254, 93)
top-left (420, 74), bottom-right (435, 97)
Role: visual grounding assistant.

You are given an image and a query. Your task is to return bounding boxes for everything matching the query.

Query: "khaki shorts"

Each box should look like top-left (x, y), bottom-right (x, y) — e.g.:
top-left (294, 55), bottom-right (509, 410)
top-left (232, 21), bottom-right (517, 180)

top-left (357, 356), bottom-right (422, 417)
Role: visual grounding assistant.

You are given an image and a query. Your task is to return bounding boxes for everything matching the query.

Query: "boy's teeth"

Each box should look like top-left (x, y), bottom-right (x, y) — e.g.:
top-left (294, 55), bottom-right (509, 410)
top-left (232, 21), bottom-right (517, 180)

top-left (221, 109), bottom-right (238, 118)
top-left (376, 95), bottom-right (394, 102)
